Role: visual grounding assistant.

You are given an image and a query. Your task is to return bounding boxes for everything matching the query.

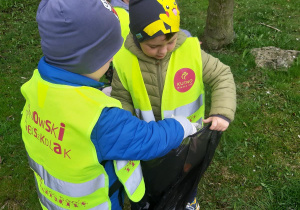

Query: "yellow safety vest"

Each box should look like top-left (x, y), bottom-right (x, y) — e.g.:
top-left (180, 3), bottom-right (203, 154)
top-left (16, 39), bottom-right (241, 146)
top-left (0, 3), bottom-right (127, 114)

top-left (114, 7), bottom-right (130, 40)
top-left (20, 70), bottom-right (145, 209)
top-left (114, 37), bottom-right (205, 124)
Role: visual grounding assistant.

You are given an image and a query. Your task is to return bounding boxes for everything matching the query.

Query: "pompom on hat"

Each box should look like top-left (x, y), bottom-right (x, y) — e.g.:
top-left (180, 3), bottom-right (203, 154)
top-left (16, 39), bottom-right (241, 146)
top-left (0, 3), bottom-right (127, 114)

top-left (129, 0), bottom-right (180, 42)
top-left (36, 0), bottom-right (123, 74)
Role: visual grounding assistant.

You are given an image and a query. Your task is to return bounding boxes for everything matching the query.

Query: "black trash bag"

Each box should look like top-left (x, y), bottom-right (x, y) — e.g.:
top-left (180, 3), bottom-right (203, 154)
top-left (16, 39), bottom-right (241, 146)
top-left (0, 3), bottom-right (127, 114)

top-left (131, 124), bottom-right (222, 210)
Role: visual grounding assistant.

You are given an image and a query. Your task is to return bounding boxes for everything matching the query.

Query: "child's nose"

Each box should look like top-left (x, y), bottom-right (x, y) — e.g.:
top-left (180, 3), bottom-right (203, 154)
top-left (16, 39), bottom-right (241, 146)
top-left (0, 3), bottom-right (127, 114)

top-left (159, 46), bottom-right (167, 54)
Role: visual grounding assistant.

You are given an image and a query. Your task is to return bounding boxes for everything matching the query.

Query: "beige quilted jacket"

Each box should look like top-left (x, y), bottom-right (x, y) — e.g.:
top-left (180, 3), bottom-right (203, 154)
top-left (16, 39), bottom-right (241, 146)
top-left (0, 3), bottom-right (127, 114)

top-left (111, 31), bottom-right (236, 121)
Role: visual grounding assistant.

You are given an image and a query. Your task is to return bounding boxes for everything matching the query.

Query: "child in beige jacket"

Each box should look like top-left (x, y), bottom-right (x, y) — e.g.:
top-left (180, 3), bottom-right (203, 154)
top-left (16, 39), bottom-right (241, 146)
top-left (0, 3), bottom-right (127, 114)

top-left (111, 0), bottom-right (236, 209)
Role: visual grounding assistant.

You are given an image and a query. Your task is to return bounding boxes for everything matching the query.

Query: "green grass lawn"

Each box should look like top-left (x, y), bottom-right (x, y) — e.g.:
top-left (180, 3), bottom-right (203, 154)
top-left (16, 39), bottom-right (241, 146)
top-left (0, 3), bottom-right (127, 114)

top-left (1, 0), bottom-right (299, 209)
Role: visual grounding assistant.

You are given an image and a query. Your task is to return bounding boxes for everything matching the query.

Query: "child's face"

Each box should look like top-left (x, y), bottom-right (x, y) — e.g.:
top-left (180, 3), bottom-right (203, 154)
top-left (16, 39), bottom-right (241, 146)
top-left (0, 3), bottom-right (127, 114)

top-left (140, 33), bottom-right (178, 60)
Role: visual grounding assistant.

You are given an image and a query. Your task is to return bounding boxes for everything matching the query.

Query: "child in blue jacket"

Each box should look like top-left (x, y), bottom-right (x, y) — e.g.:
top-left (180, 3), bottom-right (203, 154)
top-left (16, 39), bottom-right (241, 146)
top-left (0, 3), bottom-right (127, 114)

top-left (20, 0), bottom-right (197, 209)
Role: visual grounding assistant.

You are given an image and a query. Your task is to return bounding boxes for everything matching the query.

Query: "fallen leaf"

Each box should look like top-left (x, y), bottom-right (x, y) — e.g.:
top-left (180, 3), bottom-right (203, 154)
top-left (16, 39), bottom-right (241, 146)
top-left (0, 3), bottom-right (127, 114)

top-left (242, 82), bottom-right (250, 87)
top-left (255, 186), bottom-right (262, 191)
top-left (6, 115), bottom-right (14, 121)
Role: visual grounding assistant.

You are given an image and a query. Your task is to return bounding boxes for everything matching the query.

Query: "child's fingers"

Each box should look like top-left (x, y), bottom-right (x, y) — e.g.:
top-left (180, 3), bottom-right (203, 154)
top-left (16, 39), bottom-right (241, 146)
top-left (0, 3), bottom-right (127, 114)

top-left (210, 118), bottom-right (218, 130)
top-left (203, 117), bottom-right (212, 123)
top-left (205, 117), bottom-right (229, 131)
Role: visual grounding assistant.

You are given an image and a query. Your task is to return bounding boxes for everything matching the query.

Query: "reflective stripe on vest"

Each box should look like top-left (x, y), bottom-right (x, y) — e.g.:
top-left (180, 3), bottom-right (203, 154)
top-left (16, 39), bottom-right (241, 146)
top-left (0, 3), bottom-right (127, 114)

top-left (20, 71), bottom-right (145, 208)
top-left (163, 94), bottom-right (204, 124)
top-left (135, 109), bottom-right (155, 122)
top-left (27, 154), bottom-right (105, 197)
top-left (114, 37), bottom-right (205, 124)
top-left (114, 160), bottom-right (145, 202)
top-left (34, 174), bottom-right (109, 210)
top-left (134, 94), bottom-right (204, 123)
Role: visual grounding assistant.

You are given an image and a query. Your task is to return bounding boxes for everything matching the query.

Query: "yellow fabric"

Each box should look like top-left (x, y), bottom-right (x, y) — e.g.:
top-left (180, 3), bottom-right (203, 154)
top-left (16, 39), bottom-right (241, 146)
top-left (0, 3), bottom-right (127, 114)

top-left (114, 37), bottom-right (205, 123)
top-left (35, 171), bottom-right (109, 209)
top-left (114, 7), bottom-right (130, 40)
top-left (21, 70), bottom-right (145, 208)
top-left (113, 161), bottom-right (145, 202)
top-left (161, 37), bottom-right (204, 122)
top-left (20, 70), bottom-right (120, 209)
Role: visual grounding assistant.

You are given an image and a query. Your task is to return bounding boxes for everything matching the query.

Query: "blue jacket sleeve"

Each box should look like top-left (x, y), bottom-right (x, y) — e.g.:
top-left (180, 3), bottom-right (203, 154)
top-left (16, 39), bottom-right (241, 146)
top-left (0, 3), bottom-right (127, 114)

top-left (91, 107), bottom-right (184, 162)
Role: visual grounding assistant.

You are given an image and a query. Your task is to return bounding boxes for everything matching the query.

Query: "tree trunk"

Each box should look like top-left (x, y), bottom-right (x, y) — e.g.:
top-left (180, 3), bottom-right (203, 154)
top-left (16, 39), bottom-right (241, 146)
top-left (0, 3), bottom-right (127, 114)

top-left (201, 0), bottom-right (235, 50)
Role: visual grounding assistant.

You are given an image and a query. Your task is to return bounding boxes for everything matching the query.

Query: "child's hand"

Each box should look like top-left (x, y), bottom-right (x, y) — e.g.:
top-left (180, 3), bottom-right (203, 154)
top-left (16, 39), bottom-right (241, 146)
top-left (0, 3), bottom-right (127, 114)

top-left (203, 116), bottom-right (229, 131)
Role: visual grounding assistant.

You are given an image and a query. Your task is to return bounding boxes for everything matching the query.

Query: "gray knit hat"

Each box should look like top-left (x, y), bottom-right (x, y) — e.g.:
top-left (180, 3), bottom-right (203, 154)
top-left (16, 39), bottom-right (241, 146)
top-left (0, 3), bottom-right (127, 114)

top-left (37, 0), bottom-right (123, 74)
top-left (129, 0), bottom-right (180, 42)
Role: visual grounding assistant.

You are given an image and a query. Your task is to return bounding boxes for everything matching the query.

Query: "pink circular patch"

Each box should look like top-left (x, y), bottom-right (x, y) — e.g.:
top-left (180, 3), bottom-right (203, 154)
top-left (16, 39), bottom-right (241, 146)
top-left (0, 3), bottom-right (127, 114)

top-left (174, 68), bottom-right (195, 92)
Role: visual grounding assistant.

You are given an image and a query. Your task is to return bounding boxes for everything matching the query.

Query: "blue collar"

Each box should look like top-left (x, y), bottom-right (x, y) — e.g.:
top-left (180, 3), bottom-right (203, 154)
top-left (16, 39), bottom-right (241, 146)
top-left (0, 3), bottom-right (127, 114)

top-left (38, 57), bottom-right (105, 87)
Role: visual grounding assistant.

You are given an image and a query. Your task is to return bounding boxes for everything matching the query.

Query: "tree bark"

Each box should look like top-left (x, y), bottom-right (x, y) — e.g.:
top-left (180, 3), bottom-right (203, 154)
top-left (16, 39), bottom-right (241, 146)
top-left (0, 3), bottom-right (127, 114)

top-left (201, 0), bottom-right (235, 50)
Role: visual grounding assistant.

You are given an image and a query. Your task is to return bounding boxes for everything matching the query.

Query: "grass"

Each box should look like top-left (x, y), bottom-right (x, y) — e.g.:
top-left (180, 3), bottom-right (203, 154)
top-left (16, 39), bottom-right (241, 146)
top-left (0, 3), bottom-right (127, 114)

top-left (1, 0), bottom-right (299, 209)
top-left (178, 0), bottom-right (300, 209)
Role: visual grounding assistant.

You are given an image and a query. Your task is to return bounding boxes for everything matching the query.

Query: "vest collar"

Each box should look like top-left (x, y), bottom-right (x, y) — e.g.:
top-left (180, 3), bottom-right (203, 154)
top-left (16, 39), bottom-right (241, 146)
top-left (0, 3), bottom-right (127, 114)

top-left (38, 57), bottom-right (105, 88)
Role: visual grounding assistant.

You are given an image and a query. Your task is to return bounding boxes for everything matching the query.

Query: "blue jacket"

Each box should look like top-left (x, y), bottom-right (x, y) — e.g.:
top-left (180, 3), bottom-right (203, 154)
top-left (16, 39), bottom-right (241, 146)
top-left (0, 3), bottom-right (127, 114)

top-left (37, 57), bottom-right (184, 209)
